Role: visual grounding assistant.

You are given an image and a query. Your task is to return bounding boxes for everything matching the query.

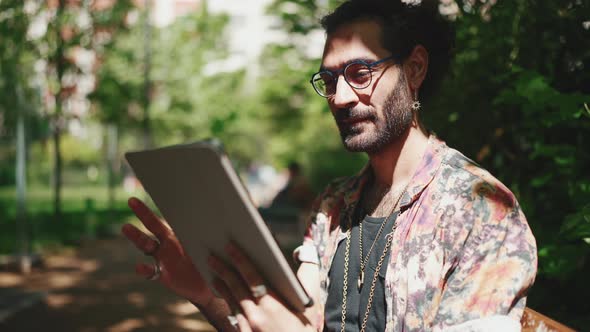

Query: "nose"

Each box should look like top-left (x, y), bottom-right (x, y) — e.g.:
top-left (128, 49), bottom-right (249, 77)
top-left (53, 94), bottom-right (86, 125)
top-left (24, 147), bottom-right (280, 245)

top-left (330, 75), bottom-right (359, 109)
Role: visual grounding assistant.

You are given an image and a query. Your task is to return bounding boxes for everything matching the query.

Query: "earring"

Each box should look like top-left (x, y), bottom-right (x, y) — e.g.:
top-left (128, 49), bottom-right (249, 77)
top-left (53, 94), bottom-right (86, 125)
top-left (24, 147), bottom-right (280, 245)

top-left (411, 90), bottom-right (421, 111)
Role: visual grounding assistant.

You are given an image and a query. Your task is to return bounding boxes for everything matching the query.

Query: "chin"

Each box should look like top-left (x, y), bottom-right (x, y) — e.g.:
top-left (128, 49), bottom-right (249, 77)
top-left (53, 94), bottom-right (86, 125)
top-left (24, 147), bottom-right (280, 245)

top-left (342, 132), bottom-right (384, 153)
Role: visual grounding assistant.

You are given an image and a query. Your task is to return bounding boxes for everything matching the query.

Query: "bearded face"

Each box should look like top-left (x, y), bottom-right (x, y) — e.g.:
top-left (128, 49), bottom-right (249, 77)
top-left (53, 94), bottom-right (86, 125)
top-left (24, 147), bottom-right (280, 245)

top-left (333, 70), bottom-right (414, 154)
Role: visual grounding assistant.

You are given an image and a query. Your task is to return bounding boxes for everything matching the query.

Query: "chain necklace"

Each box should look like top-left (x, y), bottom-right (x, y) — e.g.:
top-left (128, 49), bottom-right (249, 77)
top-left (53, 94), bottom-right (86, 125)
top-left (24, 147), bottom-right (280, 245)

top-left (340, 182), bottom-right (409, 332)
top-left (357, 216), bottom-right (388, 291)
top-left (358, 182), bottom-right (409, 290)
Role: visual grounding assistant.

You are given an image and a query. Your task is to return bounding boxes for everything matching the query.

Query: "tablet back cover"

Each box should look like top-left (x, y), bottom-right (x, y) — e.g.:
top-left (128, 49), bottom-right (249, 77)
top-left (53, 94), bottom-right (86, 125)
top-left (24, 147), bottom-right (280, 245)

top-left (125, 142), bottom-right (311, 312)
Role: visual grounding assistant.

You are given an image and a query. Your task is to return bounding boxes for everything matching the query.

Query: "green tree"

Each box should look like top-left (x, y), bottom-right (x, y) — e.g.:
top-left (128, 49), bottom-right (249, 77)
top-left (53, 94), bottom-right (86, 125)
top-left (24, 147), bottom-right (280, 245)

top-left (0, 0), bottom-right (42, 271)
top-left (427, 1), bottom-right (590, 326)
top-left (0, 1), bottom-right (45, 182)
top-left (90, 4), bottom-right (269, 173)
top-left (91, 5), bottom-right (234, 140)
top-left (22, 0), bottom-right (131, 222)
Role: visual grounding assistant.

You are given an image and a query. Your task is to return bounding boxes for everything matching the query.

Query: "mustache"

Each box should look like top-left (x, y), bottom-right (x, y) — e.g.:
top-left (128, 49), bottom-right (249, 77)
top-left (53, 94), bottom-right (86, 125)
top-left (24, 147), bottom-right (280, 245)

top-left (334, 108), bottom-right (376, 124)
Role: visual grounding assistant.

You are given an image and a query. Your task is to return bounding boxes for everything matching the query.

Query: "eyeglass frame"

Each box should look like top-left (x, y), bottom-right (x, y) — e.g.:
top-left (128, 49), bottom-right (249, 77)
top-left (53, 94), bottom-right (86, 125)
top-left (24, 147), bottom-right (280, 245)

top-left (309, 55), bottom-right (396, 98)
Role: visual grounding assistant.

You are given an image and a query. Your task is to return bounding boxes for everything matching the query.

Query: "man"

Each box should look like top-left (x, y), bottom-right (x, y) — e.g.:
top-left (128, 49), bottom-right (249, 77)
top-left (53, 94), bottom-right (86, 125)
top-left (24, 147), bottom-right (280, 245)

top-left (122, 1), bottom-right (537, 331)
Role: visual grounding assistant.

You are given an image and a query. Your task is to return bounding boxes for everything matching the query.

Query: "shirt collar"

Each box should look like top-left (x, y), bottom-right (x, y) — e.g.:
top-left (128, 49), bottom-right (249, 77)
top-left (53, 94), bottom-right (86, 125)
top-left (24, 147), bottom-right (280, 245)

top-left (341, 135), bottom-right (447, 211)
top-left (399, 134), bottom-right (446, 209)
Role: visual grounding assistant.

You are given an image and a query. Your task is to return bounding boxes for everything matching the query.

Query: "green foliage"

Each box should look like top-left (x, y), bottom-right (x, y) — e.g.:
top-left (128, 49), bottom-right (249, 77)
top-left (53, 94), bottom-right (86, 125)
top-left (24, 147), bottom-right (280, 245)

top-left (427, 0), bottom-right (590, 327)
top-left (430, 0), bottom-right (590, 281)
top-left (0, 1), bottom-right (34, 133)
top-left (0, 1), bottom-right (47, 186)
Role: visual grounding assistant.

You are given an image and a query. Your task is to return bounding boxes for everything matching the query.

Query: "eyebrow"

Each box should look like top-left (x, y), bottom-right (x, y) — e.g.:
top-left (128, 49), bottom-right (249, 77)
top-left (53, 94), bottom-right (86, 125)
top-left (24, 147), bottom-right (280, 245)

top-left (319, 57), bottom-right (379, 72)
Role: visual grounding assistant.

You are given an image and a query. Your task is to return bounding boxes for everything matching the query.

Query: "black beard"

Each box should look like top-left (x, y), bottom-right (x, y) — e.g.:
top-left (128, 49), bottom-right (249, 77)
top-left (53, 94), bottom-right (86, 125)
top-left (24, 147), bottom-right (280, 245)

top-left (336, 73), bottom-right (414, 154)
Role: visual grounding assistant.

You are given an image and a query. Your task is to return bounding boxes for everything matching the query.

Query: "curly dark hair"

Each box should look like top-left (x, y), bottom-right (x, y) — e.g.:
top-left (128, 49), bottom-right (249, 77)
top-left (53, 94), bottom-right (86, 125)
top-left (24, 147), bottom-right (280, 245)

top-left (320, 0), bottom-right (455, 102)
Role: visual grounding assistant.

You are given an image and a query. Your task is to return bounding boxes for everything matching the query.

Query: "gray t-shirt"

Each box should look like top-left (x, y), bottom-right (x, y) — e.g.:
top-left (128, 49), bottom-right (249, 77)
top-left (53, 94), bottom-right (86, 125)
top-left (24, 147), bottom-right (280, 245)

top-left (324, 209), bottom-right (398, 332)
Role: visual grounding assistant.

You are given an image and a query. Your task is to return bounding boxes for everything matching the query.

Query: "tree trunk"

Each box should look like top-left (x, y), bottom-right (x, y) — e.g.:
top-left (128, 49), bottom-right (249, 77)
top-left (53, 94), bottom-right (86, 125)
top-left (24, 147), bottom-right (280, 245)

top-left (106, 123), bottom-right (118, 219)
top-left (52, 0), bottom-right (66, 222)
top-left (53, 126), bottom-right (62, 222)
top-left (142, 0), bottom-right (153, 149)
top-left (15, 84), bottom-right (31, 273)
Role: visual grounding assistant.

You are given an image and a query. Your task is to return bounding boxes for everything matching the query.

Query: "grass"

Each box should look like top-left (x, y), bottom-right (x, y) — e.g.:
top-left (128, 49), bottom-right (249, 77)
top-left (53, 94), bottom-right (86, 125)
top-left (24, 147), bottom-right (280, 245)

top-left (0, 185), bottom-right (139, 255)
top-left (0, 185), bottom-right (133, 216)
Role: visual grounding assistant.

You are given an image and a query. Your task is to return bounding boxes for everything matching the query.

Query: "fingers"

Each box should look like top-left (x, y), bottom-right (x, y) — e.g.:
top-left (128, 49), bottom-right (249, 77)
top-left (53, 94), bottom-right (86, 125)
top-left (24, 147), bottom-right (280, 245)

top-left (236, 313), bottom-right (253, 332)
top-left (208, 255), bottom-right (252, 302)
top-left (225, 244), bottom-right (265, 288)
top-left (212, 277), bottom-right (240, 313)
top-left (135, 262), bottom-right (159, 280)
top-left (121, 223), bottom-right (159, 255)
top-left (212, 278), bottom-right (255, 332)
top-left (128, 197), bottom-right (172, 240)
top-left (212, 271), bottom-right (259, 332)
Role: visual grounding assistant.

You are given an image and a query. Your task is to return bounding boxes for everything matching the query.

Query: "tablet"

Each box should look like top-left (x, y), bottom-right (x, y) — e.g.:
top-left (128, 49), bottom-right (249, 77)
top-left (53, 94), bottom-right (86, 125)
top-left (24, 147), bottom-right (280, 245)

top-left (125, 140), bottom-right (312, 312)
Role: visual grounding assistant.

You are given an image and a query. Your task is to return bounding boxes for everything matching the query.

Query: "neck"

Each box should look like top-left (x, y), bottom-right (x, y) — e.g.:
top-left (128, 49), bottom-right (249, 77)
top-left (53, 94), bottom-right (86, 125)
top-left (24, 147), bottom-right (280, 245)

top-left (367, 125), bottom-right (429, 192)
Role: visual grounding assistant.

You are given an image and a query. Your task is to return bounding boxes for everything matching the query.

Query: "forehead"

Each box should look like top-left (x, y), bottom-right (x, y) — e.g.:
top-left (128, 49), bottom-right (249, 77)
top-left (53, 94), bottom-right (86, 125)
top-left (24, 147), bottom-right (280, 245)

top-left (321, 20), bottom-right (390, 69)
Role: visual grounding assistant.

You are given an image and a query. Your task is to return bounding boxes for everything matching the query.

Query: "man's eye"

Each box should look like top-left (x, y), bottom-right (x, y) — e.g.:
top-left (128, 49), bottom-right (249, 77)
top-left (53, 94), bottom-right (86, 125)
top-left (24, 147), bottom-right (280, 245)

top-left (349, 69), bottom-right (371, 84)
top-left (320, 74), bottom-right (335, 85)
top-left (353, 69), bottom-right (371, 78)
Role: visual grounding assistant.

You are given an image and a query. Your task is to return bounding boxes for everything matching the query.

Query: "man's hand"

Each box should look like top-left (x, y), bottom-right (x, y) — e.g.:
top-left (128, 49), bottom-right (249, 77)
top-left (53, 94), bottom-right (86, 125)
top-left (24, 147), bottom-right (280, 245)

top-left (208, 243), bottom-right (316, 332)
top-left (121, 197), bottom-right (214, 306)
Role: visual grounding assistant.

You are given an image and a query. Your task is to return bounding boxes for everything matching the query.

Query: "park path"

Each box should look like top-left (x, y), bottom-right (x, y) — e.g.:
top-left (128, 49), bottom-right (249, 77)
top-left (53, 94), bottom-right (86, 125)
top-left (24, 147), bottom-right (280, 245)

top-left (0, 236), bottom-right (216, 332)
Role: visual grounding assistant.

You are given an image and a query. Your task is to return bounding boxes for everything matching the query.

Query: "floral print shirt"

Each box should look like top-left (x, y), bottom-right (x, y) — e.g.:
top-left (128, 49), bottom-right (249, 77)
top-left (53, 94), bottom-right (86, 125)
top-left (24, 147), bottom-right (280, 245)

top-left (295, 135), bottom-right (537, 331)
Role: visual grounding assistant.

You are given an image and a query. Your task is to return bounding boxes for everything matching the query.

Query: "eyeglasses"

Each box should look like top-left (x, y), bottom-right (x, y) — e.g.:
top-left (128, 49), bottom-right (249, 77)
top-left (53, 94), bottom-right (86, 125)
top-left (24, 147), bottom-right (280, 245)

top-left (310, 56), bottom-right (395, 98)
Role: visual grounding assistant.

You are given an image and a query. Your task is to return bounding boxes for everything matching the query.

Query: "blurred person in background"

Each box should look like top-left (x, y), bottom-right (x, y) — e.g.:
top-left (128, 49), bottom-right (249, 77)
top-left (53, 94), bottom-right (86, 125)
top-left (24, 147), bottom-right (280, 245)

top-left (267, 161), bottom-right (314, 241)
top-left (270, 161), bottom-right (313, 212)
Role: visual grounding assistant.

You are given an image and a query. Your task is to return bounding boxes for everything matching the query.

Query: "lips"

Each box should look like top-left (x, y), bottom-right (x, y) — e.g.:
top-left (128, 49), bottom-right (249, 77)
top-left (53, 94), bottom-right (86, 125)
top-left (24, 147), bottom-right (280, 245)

top-left (338, 112), bottom-right (375, 126)
top-left (334, 109), bottom-right (375, 130)
top-left (341, 117), bottom-right (370, 125)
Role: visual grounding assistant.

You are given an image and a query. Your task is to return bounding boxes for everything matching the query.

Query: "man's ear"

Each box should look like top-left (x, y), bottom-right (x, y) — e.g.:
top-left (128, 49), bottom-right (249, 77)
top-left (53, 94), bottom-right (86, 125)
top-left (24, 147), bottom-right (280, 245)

top-left (403, 45), bottom-right (429, 92)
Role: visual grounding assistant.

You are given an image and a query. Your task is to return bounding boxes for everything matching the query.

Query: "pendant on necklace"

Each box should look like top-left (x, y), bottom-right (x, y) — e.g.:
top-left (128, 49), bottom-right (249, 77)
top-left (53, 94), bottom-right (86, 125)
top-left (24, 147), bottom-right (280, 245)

top-left (357, 270), bottom-right (364, 290)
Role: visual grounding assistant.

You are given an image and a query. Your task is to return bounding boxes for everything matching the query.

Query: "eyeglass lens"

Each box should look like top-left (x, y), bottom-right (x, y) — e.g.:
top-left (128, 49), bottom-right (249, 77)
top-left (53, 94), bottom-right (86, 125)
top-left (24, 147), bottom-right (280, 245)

top-left (312, 62), bottom-right (373, 97)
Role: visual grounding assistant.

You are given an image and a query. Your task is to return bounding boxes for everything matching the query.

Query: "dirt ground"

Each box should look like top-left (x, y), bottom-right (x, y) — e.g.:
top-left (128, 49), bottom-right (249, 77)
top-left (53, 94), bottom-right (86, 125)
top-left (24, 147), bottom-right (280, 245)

top-left (0, 236), bottom-right (216, 332)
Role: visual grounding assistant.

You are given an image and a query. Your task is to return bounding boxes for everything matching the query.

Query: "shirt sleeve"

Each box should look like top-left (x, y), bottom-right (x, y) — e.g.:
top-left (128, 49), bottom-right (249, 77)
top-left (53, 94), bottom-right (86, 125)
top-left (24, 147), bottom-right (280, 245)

top-left (293, 241), bottom-right (320, 265)
top-left (292, 192), bottom-right (325, 266)
top-left (433, 198), bottom-right (538, 329)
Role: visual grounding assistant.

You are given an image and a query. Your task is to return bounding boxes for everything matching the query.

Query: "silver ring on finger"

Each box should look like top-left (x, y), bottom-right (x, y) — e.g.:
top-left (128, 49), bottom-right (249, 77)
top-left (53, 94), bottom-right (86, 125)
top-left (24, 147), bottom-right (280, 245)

top-left (250, 284), bottom-right (267, 299)
top-left (227, 315), bottom-right (239, 328)
top-left (149, 259), bottom-right (162, 281)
